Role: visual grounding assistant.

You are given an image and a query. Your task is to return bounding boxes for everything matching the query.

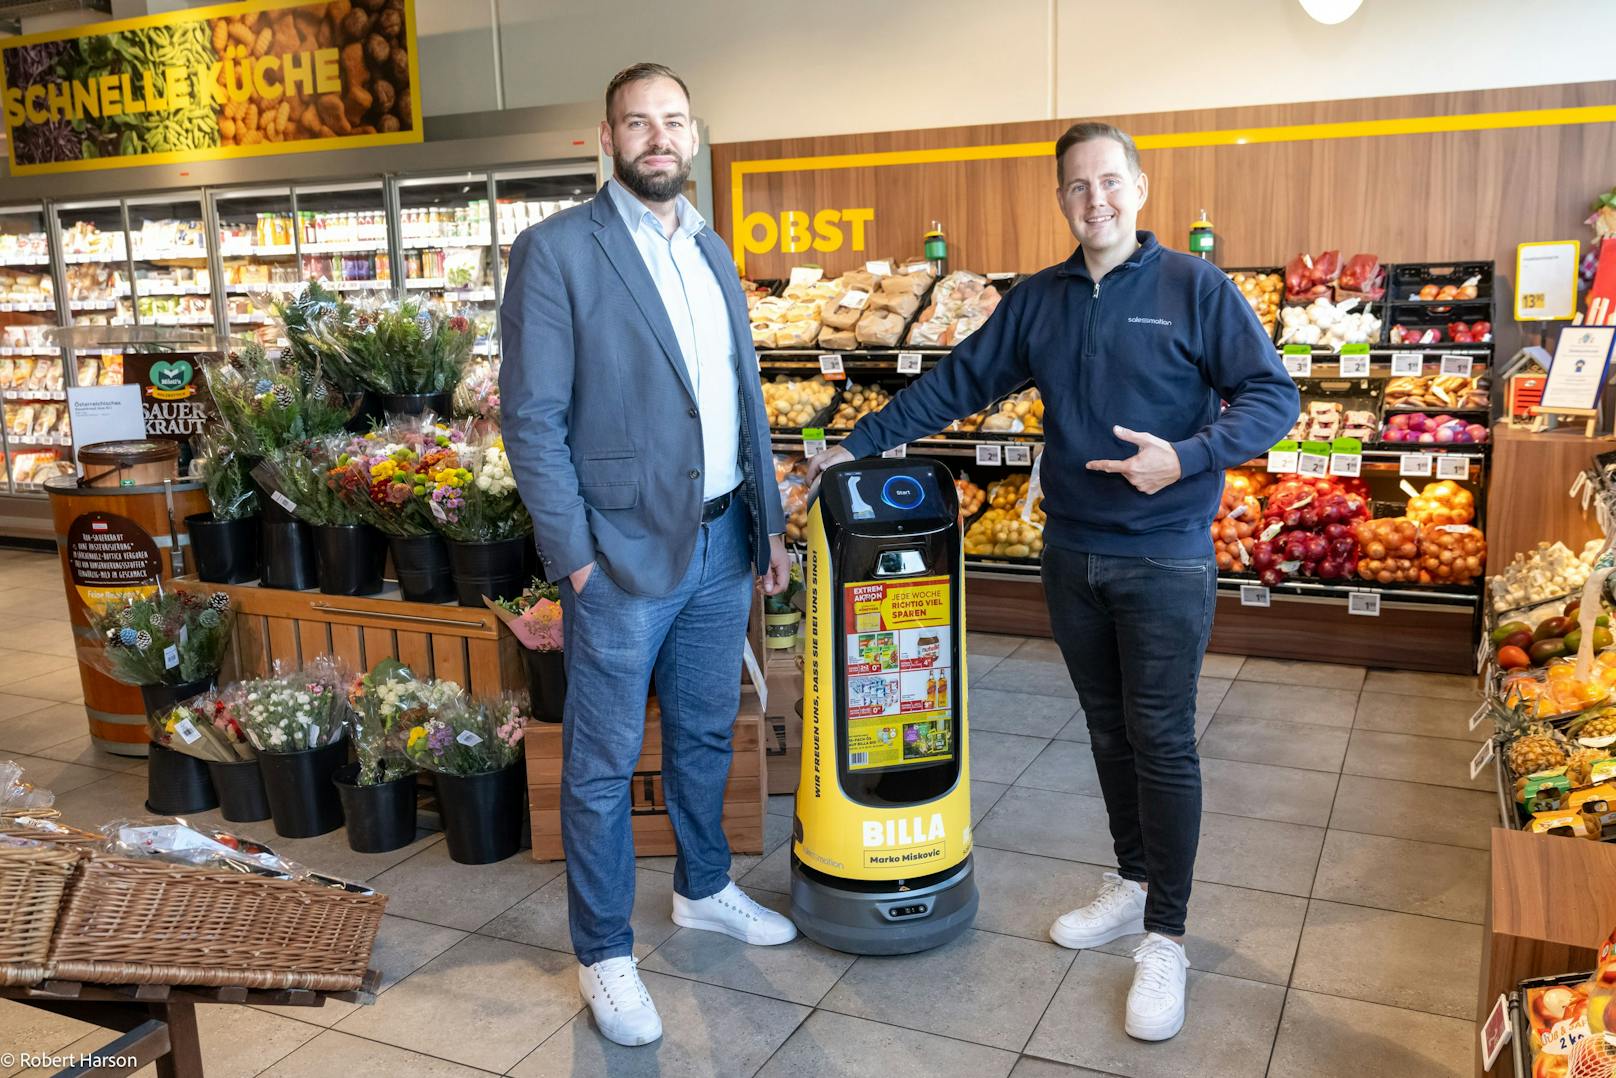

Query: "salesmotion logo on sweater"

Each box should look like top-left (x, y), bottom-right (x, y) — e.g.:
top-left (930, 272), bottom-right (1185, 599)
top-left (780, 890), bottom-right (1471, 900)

top-left (1127, 316), bottom-right (1174, 326)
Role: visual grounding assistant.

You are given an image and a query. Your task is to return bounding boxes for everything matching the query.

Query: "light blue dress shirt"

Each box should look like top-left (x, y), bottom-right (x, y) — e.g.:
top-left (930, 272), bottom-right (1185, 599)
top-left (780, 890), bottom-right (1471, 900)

top-left (605, 177), bottom-right (743, 501)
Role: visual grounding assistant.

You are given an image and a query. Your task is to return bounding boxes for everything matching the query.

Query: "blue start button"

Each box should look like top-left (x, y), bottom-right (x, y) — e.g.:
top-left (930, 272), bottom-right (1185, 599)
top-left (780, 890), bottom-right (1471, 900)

top-left (881, 475), bottom-right (924, 510)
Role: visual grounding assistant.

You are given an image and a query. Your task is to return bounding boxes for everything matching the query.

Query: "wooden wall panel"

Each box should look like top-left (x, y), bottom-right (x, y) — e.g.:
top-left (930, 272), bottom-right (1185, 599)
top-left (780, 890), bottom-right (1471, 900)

top-left (714, 82), bottom-right (1616, 348)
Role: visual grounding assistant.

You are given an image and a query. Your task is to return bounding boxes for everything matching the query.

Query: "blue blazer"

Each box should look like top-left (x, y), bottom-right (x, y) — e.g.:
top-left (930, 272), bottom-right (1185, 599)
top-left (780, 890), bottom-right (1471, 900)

top-left (499, 184), bottom-right (785, 597)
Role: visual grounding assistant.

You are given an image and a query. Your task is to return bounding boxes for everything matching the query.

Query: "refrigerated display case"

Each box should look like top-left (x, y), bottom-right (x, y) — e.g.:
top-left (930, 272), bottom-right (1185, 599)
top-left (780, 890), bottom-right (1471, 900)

top-left (397, 173), bottom-right (498, 358)
top-left (0, 204), bottom-right (66, 494)
top-left (56, 199), bottom-right (133, 330)
top-left (128, 193), bottom-right (214, 331)
top-left (214, 186), bottom-right (298, 349)
top-left (486, 167), bottom-right (594, 364)
top-left (294, 181), bottom-right (393, 294)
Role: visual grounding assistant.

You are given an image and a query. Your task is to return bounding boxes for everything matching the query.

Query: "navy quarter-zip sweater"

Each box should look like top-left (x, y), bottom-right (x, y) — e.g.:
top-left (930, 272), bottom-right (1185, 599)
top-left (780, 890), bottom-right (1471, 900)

top-left (840, 232), bottom-right (1300, 558)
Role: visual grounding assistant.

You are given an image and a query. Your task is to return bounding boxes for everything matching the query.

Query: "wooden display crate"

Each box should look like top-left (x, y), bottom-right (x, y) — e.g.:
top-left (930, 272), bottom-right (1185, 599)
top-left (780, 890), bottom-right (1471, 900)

top-left (525, 688), bottom-right (767, 862)
top-left (763, 648), bottom-right (803, 796)
top-left (177, 578), bottom-right (526, 693)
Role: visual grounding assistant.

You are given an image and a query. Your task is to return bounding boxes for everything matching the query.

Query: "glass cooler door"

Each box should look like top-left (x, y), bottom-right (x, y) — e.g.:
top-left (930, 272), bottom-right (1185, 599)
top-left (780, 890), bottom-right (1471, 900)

top-left (127, 193), bottom-right (214, 332)
top-left (293, 180), bottom-right (393, 297)
top-left (0, 204), bottom-right (65, 493)
top-left (56, 199), bottom-right (133, 329)
top-left (213, 185), bottom-right (299, 350)
top-left (396, 172), bottom-right (497, 360)
top-left (491, 167), bottom-right (596, 364)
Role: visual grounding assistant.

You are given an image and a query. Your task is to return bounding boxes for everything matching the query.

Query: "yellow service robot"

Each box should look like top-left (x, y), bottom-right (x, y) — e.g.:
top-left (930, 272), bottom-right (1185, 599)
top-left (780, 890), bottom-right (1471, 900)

top-left (791, 457), bottom-right (978, 954)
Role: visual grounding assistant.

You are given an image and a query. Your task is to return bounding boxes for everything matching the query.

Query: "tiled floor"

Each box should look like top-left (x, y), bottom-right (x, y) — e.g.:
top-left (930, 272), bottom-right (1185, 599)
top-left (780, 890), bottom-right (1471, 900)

top-left (0, 545), bottom-right (1486, 1076)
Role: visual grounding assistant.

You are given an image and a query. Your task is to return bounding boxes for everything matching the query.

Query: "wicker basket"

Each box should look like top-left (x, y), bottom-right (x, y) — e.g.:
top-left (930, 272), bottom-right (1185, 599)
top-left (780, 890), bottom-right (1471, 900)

top-left (0, 816), bottom-right (105, 848)
top-left (45, 856), bottom-right (386, 991)
top-left (0, 842), bottom-right (81, 986)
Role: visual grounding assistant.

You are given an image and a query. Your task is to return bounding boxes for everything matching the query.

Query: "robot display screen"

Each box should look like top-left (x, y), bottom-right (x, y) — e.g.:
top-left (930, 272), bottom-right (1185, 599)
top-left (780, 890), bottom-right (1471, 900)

top-left (841, 573), bottom-right (958, 774)
top-left (841, 469), bottom-right (947, 523)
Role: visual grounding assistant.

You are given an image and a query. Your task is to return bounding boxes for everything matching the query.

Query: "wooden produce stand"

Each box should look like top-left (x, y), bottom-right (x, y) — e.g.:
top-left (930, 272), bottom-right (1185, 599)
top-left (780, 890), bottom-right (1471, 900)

top-left (177, 576), bottom-right (526, 695)
top-left (1485, 424), bottom-right (1616, 575)
top-left (1476, 828), bottom-right (1616, 1077)
top-left (1, 973), bottom-right (378, 1078)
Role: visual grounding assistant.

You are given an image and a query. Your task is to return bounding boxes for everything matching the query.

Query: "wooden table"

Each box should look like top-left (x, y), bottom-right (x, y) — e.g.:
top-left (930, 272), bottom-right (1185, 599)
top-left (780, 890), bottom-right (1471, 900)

top-left (1477, 828), bottom-right (1616, 1075)
top-left (1, 973), bottom-right (379, 1077)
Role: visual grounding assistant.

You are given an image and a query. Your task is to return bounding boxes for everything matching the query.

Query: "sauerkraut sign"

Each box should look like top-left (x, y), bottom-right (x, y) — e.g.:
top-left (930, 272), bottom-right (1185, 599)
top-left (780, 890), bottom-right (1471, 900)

top-left (0, 0), bottom-right (422, 175)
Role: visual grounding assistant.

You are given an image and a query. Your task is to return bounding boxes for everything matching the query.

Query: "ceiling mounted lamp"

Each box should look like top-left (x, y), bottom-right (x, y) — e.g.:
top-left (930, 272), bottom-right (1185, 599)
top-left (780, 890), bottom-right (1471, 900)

top-left (1299, 0), bottom-right (1363, 24)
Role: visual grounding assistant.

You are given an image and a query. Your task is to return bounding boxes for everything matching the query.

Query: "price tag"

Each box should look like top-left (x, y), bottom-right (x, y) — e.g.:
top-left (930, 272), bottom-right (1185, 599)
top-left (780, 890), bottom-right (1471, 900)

top-left (1391, 352), bottom-right (1423, 376)
top-left (307, 722), bottom-right (321, 747)
top-left (896, 352), bottom-right (922, 375)
top-left (1282, 352), bottom-right (1313, 379)
top-left (802, 428), bottom-right (827, 457)
top-left (429, 499), bottom-right (448, 523)
top-left (1348, 591), bottom-right (1381, 617)
top-left (456, 729), bottom-right (484, 747)
top-left (1329, 453), bottom-right (1362, 478)
top-left (864, 260), bottom-right (892, 277)
top-left (1005, 444), bottom-right (1032, 466)
top-left (1571, 471), bottom-right (1589, 500)
top-left (270, 490), bottom-right (296, 513)
top-left (1479, 992), bottom-right (1512, 1072)
top-left (839, 289), bottom-right (870, 311)
top-left (1266, 450), bottom-right (1299, 473)
top-left (1337, 352), bottom-right (1371, 378)
top-left (1297, 452), bottom-right (1329, 478)
top-left (179, 624), bottom-right (188, 646)
top-left (1468, 704), bottom-right (1490, 733)
top-left (788, 266), bottom-right (823, 288)
top-left (163, 644), bottom-right (180, 669)
top-left (1239, 584), bottom-right (1270, 608)
top-left (881, 445), bottom-right (907, 459)
top-left (818, 354), bottom-right (844, 378)
top-left (1440, 354), bottom-right (1476, 378)
top-left (1584, 482), bottom-right (1595, 513)
top-left (1399, 453), bottom-right (1434, 477)
top-left (976, 444), bottom-right (1003, 466)
top-left (174, 717), bottom-right (202, 744)
top-left (1436, 455), bottom-right (1470, 480)
top-left (1469, 736), bottom-right (1496, 781)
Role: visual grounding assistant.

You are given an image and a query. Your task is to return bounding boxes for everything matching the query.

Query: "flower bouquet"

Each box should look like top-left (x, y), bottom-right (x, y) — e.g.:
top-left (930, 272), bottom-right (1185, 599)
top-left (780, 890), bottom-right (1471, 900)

top-left (429, 433), bottom-right (532, 606)
top-left (454, 359), bottom-right (500, 428)
top-left (255, 436), bottom-right (387, 596)
top-left (320, 300), bottom-right (476, 411)
top-left (235, 658), bottom-right (352, 838)
top-left (491, 579), bottom-right (565, 721)
top-left (335, 658), bottom-right (429, 852)
top-left (273, 279), bottom-right (354, 389)
top-left (153, 685), bottom-right (269, 822)
top-left (204, 343), bottom-right (350, 458)
top-left (401, 690), bottom-right (528, 864)
top-left (89, 588), bottom-right (234, 707)
top-left (186, 427), bottom-right (262, 584)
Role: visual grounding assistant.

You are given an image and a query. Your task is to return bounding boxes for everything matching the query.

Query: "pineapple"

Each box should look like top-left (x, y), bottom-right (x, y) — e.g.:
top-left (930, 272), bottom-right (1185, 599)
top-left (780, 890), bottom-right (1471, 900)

top-left (1567, 747), bottom-right (1609, 787)
top-left (1505, 731), bottom-right (1569, 777)
top-left (1572, 708), bottom-right (1616, 746)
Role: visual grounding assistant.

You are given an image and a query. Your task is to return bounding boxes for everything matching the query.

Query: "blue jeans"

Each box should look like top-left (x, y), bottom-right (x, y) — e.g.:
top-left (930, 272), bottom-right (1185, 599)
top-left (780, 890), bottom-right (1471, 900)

top-left (557, 498), bottom-right (755, 966)
top-left (1040, 547), bottom-right (1217, 937)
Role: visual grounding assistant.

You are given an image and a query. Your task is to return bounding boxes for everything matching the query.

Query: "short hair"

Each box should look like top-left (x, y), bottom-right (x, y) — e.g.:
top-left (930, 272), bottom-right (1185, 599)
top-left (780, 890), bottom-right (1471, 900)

top-left (1055, 122), bottom-right (1141, 183)
top-left (605, 62), bottom-right (690, 122)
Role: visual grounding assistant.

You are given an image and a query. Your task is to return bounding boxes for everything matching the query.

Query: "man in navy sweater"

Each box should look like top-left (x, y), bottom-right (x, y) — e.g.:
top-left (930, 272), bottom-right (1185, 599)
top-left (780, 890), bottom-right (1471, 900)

top-left (806, 122), bottom-right (1298, 1041)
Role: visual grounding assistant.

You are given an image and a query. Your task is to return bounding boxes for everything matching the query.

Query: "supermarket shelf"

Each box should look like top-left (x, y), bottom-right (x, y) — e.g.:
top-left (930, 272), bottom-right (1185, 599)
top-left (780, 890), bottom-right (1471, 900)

top-left (68, 299), bottom-right (123, 310)
top-left (0, 255), bottom-right (50, 266)
top-left (3, 435), bottom-right (71, 447)
top-left (400, 237), bottom-right (492, 249)
top-left (223, 283), bottom-right (300, 294)
top-left (132, 248), bottom-right (208, 261)
top-left (404, 280), bottom-right (495, 301)
top-left (228, 315), bottom-right (272, 324)
top-left (136, 283), bottom-right (212, 296)
top-left (0, 301), bottom-right (56, 312)
top-left (62, 251), bottom-right (127, 264)
top-left (141, 316), bottom-right (215, 326)
top-left (0, 349), bottom-right (61, 357)
top-left (297, 240), bottom-right (388, 254)
top-left (220, 245), bottom-right (297, 258)
top-left (322, 280), bottom-right (391, 291)
top-left (2, 390), bottom-right (66, 400)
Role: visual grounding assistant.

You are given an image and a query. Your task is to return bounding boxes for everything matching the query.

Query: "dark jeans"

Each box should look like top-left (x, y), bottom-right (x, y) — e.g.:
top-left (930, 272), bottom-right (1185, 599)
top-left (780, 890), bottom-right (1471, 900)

top-left (1040, 546), bottom-right (1217, 937)
top-left (557, 498), bottom-right (755, 966)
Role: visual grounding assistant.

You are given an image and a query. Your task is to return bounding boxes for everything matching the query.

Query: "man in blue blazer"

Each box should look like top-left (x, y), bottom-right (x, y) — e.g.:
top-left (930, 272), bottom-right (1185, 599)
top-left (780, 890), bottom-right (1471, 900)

top-left (499, 62), bottom-right (795, 1048)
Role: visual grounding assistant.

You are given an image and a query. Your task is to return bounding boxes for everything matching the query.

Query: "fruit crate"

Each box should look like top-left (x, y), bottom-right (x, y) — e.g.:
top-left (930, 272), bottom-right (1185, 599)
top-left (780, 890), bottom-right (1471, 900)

top-left (1387, 262), bottom-right (1494, 304)
top-left (1224, 267), bottom-right (1285, 346)
top-left (1508, 969), bottom-right (1594, 1078)
top-left (1384, 301), bottom-right (1495, 349)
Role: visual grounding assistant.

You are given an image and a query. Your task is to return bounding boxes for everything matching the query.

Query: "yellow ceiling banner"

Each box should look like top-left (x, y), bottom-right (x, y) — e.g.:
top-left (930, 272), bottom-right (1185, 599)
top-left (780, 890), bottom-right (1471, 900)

top-left (0, 0), bottom-right (423, 175)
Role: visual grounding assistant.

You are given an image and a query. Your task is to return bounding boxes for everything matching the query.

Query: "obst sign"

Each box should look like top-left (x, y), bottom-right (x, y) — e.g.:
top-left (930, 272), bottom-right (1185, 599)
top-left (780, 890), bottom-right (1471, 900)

top-left (739, 208), bottom-right (875, 258)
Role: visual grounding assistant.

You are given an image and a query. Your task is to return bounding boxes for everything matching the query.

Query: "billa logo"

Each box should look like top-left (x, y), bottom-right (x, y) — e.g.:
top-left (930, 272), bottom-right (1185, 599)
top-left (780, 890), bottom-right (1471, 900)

top-left (147, 359), bottom-right (194, 401)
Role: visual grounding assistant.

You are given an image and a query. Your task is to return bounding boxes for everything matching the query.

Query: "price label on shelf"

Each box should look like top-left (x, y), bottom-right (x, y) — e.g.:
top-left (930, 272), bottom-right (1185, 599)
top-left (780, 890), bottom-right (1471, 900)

top-left (896, 352), bottom-right (923, 375)
top-left (1480, 993), bottom-right (1512, 1072)
top-left (1468, 703), bottom-right (1489, 733)
top-left (1348, 591), bottom-right (1381, 617)
top-left (1400, 453), bottom-right (1434, 477)
top-left (881, 445), bottom-right (907, 459)
top-left (1436, 455), bottom-right (1471, 480)
top-left (1391, 352), bottom-right (1424, 376)
top-left (174, 717), bottom-right (202, 744)
top-left (976, 444), bottom-right (1003, 466)
top-left (817, 354), bottom-right (845, 379)
top-left (788, 266), bottom-right (823, 288)
top-left (163, 644), bottom-right (180, 670)
top-left (1266, 449), bottom-right (1299, 474)
top-left (1239, 584), bottom-right (1270, 608)
top-left (1005, 444), bottom-right (1032, 466)
top-left (270, 490), bottom-right (297, 514)
top-left (1440, 354), bottom-right (1476, 378)
top-left (1337, 352), bottom-right (1372, 378)
top-left (864, 260), bottom-right (892, 277)
top-left (1329, 453), bottom-right (1362, 478)
top-left (840, 289), bottom-right (871, 311)
top-left (1282, 351), bottom-right (1313, 379)
top-left (1469, 736), bottom-right (1495, 781)
top-left (1297, 451), bottom-right (1329, 478)
top-left (802, 428), bottom-right (827, 458)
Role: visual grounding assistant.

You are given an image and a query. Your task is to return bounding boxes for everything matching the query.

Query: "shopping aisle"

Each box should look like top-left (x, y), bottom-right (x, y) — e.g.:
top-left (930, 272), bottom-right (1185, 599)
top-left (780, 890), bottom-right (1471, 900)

top-left (0, 542), bottom-right (1486, 1078)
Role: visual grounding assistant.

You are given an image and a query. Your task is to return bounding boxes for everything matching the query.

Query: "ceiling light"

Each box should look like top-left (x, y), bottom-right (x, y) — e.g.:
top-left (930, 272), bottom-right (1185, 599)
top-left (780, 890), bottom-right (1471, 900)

top-left (1299, 0), bottom-right (1363, 24)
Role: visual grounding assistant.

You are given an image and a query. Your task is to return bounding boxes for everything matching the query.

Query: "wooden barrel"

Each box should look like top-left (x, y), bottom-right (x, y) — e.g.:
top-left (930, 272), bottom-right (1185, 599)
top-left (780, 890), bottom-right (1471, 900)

top-left (45, 475), bottom-right (209, 756)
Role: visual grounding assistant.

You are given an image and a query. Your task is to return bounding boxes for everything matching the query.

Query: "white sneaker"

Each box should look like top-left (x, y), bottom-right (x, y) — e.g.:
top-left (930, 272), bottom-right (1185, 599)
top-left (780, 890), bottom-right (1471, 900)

top-left (1049, 871), bottom-right (1147, 949)
top-left (671, 880), bottom-right (798, 945)
top-left (578, 956), bottom-right (662, 1046)
top-left (1126, 933), bottom-right (1189, 1041)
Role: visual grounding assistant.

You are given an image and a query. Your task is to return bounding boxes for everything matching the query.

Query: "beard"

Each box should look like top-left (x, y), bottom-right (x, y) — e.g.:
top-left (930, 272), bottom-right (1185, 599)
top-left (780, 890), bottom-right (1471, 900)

top-left (615, 145), bottom-right (692, 203)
